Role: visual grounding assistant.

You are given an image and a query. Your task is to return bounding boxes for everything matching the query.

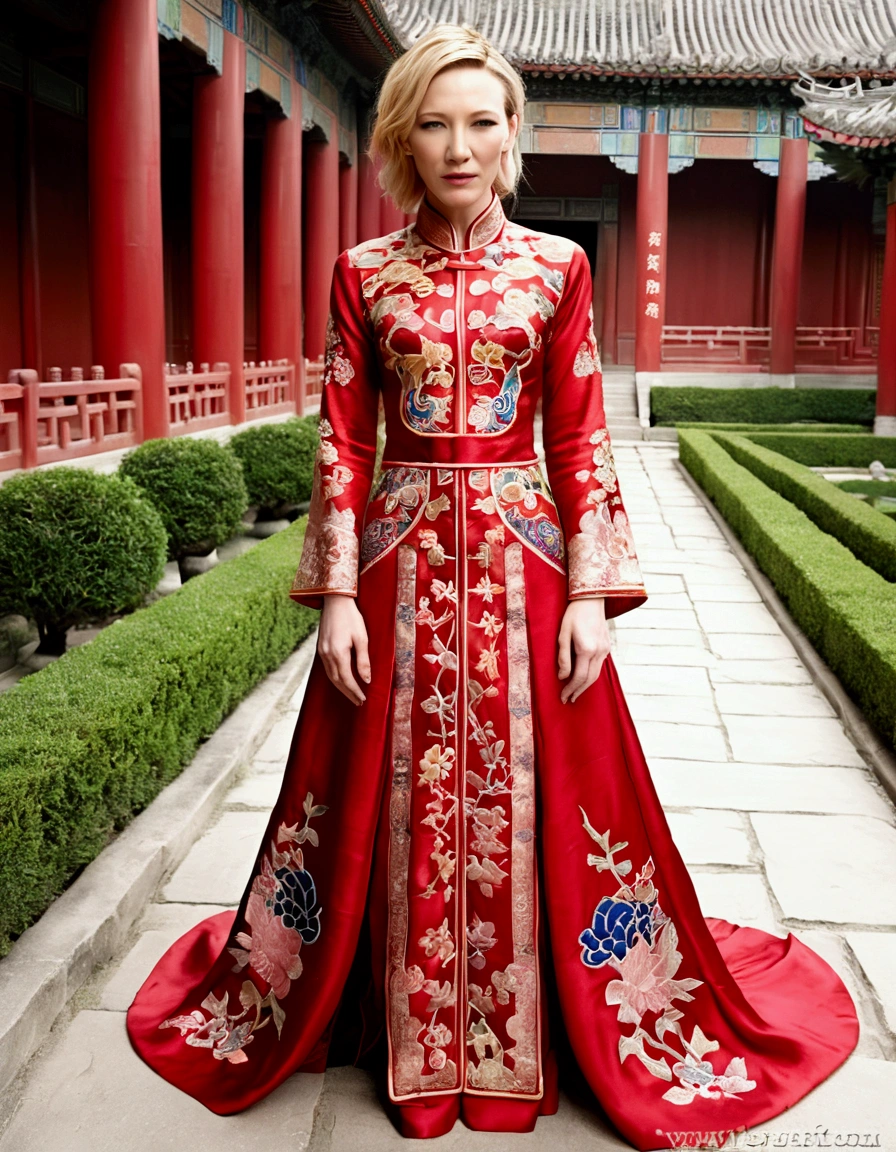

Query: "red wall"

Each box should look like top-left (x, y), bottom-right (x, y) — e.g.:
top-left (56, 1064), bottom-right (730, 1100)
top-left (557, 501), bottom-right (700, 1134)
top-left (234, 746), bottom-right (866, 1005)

top-left (665, 159), bottom-right (773, 328)
top-left (0, 91), bottom-right (22, 379)
top-left (33, 102), bottom-right (91, 376)
top-left (800, 177), bottom-right (874, 327)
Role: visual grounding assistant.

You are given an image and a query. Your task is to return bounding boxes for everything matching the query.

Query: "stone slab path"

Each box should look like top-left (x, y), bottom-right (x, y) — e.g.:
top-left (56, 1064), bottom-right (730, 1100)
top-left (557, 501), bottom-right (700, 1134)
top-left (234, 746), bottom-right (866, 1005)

top-left (1, 441), bottom-right (895, 1152)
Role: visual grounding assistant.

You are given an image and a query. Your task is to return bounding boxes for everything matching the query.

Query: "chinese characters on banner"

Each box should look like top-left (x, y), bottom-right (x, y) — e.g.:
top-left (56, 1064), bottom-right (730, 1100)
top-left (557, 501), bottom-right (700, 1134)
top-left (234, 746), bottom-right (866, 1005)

top-left (645, 231), bottom-right (662, 319)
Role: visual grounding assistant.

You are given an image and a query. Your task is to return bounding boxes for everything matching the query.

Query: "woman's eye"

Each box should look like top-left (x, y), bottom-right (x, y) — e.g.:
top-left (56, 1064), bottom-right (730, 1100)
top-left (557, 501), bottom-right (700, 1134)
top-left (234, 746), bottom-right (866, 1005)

top-left (420, 121), bottom-right (443, 130)
top-left (475, 119), bottom-right (498, 127)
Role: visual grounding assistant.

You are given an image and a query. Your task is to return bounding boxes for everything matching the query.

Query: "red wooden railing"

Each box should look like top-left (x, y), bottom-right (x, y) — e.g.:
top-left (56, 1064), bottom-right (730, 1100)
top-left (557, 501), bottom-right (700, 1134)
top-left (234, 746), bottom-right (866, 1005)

top-left (795, 326), bottom-right (878, 370)
top-left (244, 359), bottom-right (294, 416)
top-left (167, 361), bottom-right (230, 435)
top-left (661, 326), bottom-right (770, 369)
top-left (1, 365), bottom-right (142, 471)
top-left (0, 381), bottom-right (25, 471)
top-left (662, 325), bottom-right (880, 373)
top-left (303, 355), bottom-right (324, 407)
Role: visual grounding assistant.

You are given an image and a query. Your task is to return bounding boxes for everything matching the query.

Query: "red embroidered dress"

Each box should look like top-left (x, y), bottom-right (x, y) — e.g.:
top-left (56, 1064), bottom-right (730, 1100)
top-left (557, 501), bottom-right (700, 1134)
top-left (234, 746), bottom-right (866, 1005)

top-left (127, 193), bottom-right (859, 1148)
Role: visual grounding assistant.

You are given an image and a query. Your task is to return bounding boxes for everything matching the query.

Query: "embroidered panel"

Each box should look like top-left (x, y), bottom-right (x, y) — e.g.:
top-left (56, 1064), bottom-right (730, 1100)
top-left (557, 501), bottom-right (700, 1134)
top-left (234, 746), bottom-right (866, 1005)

top-left (360, 466), bottom-right (431, 573)
top-left (345, 221), bottom-right (570, 439)
top-left (488, 464), bottom-right (566, 575)
top-left (576, 810), bottom-right (759, 1107)
top-left (384, 469), bottom-right (543, 1101)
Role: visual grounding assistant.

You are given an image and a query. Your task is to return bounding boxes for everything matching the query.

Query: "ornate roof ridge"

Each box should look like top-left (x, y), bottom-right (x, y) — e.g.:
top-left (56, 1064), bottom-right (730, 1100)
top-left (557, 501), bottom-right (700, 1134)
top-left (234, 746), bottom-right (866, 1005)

top-left (381, 0), bottom-right (896, 80)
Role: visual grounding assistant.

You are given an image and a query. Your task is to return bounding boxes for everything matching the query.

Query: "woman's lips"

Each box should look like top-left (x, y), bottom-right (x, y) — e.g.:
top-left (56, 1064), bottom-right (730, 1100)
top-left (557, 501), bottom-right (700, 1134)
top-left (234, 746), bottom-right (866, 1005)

top-left (442, 174), bottom-right (476, 183)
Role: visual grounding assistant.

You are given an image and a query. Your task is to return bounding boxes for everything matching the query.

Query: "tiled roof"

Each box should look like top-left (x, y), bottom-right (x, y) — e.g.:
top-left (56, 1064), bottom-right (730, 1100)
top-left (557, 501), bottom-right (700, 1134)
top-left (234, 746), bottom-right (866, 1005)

top-left (793, 75), bottom-right (896, 146)
top-left (382, 0), bottom-right (896, 78)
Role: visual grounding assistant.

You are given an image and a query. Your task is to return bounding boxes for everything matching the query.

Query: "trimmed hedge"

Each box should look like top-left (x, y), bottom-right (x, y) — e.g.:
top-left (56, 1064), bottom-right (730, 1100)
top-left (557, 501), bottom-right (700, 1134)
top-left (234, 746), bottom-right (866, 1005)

top-left (674, 422), bottom-right (870, 435)
top-left (0, 519), bottom-right (318, 956)
top-left (709, 432), bottom-right (896, 584)
top-left (0, 468), bottom-right (168, 652)
top-left (228, 417), bottom-right (319, 512)
top-left (651, 386), bottom-right (876, 427)
top-left (742, 433), bottom-right (896, 469)
top-left (119, 437), bottom-right (248, 559)
top-left (679, 429), bottom-right (896, 756)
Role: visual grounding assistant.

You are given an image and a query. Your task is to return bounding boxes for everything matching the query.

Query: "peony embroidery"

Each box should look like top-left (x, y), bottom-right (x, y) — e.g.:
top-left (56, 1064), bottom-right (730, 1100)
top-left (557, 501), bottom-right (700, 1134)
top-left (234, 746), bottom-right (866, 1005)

top-left (159, 794), bottom-right (327, 1064)
top-left (577, 808), bottom-right (758, 1106)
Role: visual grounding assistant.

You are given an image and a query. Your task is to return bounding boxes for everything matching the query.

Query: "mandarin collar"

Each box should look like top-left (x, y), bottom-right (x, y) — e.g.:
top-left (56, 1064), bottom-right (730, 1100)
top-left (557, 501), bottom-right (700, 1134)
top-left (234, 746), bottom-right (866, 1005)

top-left (414, 190), bottom-right (506, 254)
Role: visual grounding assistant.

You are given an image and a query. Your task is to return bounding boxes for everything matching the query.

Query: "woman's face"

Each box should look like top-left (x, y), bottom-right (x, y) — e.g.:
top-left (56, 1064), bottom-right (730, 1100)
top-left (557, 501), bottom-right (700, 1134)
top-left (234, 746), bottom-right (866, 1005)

top-left (404, 64), bottom-right (519, 222)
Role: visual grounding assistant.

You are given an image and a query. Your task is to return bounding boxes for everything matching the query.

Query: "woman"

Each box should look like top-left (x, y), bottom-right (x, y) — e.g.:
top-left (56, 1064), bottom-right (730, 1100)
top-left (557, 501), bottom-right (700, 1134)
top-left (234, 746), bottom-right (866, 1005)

top-left (127, 24), bottom-right (859, 1148)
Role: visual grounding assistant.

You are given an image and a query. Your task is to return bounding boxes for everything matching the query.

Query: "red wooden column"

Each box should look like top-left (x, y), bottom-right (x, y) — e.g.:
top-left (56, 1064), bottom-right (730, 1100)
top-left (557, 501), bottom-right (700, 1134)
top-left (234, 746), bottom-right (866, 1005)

top-left (769, 136), bottom-right (808, 385)
top-left (339, 159), bottom-right (358, 253)
top-left (634, 131), bottom-right (669, 377)
top-left (356, 148), bottom-right (381, 244)
top-left (303, 121), bottom-right (340, 360)
top-left (193, 32), bottom-right (246, 424)
top-left (260, 87), bottom-right (304, 411)
top-left (875, 175), bottom-right (896, 435)
top-left (88, 0), bottom-right (167, 439)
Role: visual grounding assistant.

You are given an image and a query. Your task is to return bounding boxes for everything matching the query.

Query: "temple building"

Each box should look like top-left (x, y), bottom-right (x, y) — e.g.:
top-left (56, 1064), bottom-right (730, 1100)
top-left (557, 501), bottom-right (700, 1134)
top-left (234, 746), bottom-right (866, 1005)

top-left (1, 0), bottom-right (895, 474)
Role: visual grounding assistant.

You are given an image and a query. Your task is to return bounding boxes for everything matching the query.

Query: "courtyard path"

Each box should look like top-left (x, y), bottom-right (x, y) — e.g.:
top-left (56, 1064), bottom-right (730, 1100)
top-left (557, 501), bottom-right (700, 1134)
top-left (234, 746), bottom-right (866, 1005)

top-left (1, 441), bottom-right (895, 1152)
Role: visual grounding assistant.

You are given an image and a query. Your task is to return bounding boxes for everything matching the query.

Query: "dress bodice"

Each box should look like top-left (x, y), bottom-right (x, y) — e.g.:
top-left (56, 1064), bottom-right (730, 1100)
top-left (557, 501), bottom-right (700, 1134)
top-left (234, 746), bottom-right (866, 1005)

top-left (291, 191), bottom-right (645, 611)
top-left (339, 191), bottom-right (583, 468)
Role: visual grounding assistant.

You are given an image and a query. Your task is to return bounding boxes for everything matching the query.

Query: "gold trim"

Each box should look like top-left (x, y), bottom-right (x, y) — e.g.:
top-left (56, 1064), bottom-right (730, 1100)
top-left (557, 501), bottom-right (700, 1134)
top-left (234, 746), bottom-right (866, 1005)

top-left (415, 191), bottom-right (507, 254)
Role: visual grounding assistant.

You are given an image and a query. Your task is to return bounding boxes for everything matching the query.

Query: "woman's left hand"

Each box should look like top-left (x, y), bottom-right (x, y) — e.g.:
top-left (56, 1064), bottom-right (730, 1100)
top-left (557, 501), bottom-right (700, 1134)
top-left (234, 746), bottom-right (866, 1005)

top-left (557, 597), bottom-right (611, 704)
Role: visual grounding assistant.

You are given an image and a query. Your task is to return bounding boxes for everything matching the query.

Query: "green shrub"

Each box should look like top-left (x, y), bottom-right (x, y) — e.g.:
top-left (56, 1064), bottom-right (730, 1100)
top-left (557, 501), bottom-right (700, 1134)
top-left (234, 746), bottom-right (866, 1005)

top-left (651, 387), bottom-right (876, 427)
top-left (0, 468), bottom-right (167, 655)
top-left (742, 434), bottom-right (896, 468)
top-left (709, 432), bottom-right (896, 584)
top-left (119, 438), bottom-right (248, 561)
top-left (0, 519), bottom-right (318, 956)
top-left (679, 429), bottom-right (896, 754)
top-left (228, 417), bottom-right (318, 514)
top-left (674, 422), bottom-right (870, 434)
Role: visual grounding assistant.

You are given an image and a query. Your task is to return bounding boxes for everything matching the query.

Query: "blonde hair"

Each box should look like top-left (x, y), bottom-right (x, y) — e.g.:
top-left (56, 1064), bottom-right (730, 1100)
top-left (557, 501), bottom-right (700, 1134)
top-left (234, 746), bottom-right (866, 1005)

top-left (368, 24), bottom-right (526, 214)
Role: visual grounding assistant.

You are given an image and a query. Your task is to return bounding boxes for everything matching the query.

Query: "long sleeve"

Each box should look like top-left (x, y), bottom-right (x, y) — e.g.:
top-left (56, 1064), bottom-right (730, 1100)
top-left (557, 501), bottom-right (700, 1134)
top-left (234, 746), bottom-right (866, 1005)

top-left (290, 250), bottom-right (381, 610)
top-left (541, 244), bottom-right (647, 619)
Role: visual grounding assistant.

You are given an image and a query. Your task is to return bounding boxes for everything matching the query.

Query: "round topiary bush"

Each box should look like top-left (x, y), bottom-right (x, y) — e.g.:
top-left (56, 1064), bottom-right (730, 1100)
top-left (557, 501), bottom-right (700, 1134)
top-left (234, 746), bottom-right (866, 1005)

top-left (0, 467), bottom-right (168, 655)
top-left (119, 438), bottom-right (248, 575)
top-left (227, 417), bottom-right (319, 518)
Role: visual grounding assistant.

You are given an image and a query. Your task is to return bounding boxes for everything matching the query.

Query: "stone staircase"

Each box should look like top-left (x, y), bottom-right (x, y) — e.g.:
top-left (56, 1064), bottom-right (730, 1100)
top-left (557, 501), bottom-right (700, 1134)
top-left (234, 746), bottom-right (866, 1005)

top-left (602, 367), bottom-right (643, 441)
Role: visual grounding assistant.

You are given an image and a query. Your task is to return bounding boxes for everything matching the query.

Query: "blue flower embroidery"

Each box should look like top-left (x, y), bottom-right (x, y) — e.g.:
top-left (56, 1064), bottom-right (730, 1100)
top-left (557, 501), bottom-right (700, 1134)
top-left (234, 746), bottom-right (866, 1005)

top-left (578, 895), bottom-right (655, 967)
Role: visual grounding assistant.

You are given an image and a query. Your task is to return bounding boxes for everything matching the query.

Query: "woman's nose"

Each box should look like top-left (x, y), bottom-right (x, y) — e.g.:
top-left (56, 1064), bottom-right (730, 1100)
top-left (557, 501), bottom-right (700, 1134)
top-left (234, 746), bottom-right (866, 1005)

top-left (446, 130), bottom-right (472, 161)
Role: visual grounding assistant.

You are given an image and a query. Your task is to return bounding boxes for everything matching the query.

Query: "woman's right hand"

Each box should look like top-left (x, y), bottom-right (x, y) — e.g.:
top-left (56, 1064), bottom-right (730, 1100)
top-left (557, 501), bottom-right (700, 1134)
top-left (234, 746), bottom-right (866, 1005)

top-left (318, 594), bottom-right (371, 706)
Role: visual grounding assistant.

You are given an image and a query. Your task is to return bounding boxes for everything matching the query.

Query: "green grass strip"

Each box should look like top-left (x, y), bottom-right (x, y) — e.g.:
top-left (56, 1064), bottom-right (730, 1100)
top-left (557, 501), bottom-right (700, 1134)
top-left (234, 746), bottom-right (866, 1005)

top-left (679, 429), bottom-right (896, 757)
top-left (0, 520), bottom-right (318, 956)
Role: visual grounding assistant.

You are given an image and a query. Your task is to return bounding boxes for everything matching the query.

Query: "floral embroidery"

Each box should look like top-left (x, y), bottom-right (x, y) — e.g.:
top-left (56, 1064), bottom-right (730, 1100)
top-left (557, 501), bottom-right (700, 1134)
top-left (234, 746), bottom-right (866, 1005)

top-left (577, 808), bottom-right (758, 1107)
top-left (291, 412), bottom-right (361, 597)
top-left (567, 429), bottom-right (645, 596)
top-left (415, 570), bottom-right (459, 904)
top-left (574, 339), bottom-right (600, 377)
top-left (159, 795), bottom-right (327, 1064)
top-left (323, 314), bottom-right (355, 386)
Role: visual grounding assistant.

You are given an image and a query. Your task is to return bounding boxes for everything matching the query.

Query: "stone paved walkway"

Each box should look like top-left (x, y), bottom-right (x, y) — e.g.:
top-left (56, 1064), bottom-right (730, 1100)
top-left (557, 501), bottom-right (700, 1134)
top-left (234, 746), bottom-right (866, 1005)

top-left (2, 442), bottom-right (896, 1152)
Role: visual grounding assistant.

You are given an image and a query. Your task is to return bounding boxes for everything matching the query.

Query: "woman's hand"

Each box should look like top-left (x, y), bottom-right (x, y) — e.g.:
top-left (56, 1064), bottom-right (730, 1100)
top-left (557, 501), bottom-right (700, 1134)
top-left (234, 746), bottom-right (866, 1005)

top-left (557, 597), bottom-right (611, 704)
top-left (318, 595), bottom-right (371, 706)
